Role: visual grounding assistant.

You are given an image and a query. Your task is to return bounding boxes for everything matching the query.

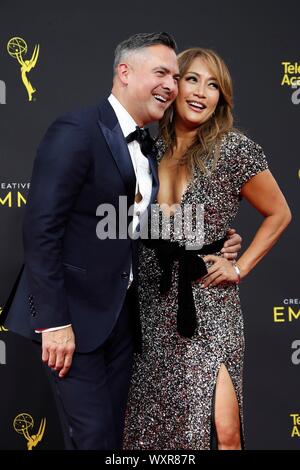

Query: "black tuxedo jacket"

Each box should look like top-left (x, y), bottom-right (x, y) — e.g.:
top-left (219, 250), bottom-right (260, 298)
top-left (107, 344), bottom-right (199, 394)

top-left (3, 99), bottom-right (159, 352)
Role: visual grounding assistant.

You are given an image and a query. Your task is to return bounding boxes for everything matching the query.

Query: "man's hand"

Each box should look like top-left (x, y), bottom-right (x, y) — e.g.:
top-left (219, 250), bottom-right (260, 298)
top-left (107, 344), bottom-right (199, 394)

top-left (42, 326), bottom-right (75, 378)
top-left (221, 228), bottom-right (242, 260)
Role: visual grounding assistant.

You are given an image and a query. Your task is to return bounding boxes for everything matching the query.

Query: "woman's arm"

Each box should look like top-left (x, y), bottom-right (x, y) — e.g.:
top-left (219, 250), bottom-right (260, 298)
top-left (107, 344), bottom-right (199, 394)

top-left (201, 170), bottom-right (292, 287)
top-left (235, 169), bottom-right (291, 278)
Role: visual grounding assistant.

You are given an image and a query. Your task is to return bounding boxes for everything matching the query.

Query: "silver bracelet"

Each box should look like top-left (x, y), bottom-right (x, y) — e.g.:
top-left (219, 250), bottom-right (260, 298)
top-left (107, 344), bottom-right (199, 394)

top-left (233, 264), bottom-right (241, 284)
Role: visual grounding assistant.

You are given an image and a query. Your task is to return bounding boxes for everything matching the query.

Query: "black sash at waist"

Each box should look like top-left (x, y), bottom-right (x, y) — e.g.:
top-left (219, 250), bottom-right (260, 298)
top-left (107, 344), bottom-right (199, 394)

top-left (142, 236), bottom-right (227, 338)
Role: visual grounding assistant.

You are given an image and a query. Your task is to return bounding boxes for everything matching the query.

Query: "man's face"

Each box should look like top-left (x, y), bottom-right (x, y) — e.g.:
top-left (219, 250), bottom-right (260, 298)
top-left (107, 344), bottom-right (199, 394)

top-left (124, 45), bottom-right (179, 126)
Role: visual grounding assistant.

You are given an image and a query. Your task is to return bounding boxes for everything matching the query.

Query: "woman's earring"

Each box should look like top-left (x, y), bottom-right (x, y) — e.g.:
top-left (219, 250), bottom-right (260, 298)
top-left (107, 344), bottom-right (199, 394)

top-left (169, 108), bottom-right (174, 123)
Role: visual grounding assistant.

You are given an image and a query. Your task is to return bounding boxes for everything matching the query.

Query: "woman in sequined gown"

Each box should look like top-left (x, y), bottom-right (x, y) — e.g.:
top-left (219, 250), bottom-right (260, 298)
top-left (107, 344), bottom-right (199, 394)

top-left (123, 48), bottom-right (291, 450)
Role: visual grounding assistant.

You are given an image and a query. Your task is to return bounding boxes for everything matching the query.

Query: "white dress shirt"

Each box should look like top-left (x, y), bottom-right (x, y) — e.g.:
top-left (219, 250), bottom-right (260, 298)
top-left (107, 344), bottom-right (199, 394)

top-left (108, 94), bottom-right (153, 236)
top-left (38, 94), bottom-right (153, 332)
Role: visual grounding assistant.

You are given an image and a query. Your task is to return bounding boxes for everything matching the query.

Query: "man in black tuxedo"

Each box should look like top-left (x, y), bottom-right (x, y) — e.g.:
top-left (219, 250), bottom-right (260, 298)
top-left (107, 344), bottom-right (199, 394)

top-left (3, 32), bottom-right (241, 449)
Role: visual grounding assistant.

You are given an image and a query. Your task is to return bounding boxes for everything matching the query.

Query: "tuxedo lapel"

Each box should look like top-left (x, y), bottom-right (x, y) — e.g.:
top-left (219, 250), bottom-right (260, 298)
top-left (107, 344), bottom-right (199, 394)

top-left (97, 99), bottom-right (159, 208)
top-left (97, 100), bottom-right (136, 205)
top-left (147, 146), bottom-right (159, 204)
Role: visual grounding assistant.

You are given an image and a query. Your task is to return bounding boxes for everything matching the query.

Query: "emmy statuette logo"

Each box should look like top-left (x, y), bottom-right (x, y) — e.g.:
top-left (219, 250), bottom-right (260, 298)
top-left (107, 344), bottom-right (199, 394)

top-left (7, 37), bottom-right (40, 102)
top-left (13, 413), bottom-right (46, 450)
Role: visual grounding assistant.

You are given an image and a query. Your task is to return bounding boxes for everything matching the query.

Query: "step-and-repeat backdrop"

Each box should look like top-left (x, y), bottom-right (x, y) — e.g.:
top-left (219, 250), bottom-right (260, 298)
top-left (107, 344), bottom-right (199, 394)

top-left (0, 0), bottom-right (299, 450)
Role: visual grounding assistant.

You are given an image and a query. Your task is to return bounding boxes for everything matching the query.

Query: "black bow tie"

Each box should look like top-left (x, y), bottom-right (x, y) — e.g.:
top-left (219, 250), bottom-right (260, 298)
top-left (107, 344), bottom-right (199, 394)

top-left (126, 126), bottom-right (155, 156)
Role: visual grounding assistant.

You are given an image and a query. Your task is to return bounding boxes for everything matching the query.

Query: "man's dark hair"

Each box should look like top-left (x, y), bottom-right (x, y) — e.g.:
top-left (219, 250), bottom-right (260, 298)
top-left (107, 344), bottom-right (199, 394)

top-left (113, 32), bottom-right (177, 73)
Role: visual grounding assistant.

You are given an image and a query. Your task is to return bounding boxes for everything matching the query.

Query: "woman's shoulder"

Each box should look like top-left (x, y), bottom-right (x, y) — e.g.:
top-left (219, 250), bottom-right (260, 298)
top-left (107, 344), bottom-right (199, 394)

top-left (220, 130), bottom-right (269, 192)
top-left (220, 130), bottom-right (264, 154)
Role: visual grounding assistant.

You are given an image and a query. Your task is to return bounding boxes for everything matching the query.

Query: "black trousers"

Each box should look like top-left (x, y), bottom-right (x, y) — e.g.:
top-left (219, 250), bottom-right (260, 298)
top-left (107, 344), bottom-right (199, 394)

top-left (39, 295), bottom-right (135, 450)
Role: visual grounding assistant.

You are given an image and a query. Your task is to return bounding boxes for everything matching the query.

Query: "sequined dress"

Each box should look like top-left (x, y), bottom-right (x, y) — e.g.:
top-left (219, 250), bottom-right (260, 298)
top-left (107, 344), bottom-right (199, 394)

top-left (123, 131), bottom-right (268, 450)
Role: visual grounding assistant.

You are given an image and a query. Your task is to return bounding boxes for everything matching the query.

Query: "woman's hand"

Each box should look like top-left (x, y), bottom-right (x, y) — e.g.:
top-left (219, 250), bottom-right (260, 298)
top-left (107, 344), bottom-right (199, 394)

top-left (200, 255), bottom-right (240, 288)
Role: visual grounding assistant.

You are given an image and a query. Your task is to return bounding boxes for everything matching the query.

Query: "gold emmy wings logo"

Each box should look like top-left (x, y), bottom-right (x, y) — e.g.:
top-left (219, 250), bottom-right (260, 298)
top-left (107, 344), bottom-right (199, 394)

top-left (7, 37), bottom-right (40, 102)
top-left (13, 413), bottom-right (46, 450)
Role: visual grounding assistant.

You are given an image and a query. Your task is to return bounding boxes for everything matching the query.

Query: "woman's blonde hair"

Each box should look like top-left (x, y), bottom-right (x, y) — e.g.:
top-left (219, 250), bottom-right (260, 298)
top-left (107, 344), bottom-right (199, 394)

top-left (159, 47), bottom-right (236, 174)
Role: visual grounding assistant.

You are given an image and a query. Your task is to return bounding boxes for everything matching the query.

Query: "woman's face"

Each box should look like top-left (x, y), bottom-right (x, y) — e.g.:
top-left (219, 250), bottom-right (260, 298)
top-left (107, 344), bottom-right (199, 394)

top-left (175, 57), bottom-right (220, 129)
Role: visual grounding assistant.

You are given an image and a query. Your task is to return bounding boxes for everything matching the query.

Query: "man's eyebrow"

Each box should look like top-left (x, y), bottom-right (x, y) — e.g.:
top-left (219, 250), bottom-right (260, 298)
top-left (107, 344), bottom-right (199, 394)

top-left (153, 66), bottom-right (180, 79)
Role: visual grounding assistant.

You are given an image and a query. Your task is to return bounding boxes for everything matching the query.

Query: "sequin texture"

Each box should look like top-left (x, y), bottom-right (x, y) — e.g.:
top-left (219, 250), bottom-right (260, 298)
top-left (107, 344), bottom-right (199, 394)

top-left (123, 131), bottom-right (268, 450)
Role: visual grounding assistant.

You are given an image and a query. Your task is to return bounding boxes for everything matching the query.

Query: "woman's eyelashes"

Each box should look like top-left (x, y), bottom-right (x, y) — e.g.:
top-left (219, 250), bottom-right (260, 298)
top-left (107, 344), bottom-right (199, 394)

top-left (185, 75), bottom-right (219, 89)
top-left (186, 75), bottom-right (197, 82)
